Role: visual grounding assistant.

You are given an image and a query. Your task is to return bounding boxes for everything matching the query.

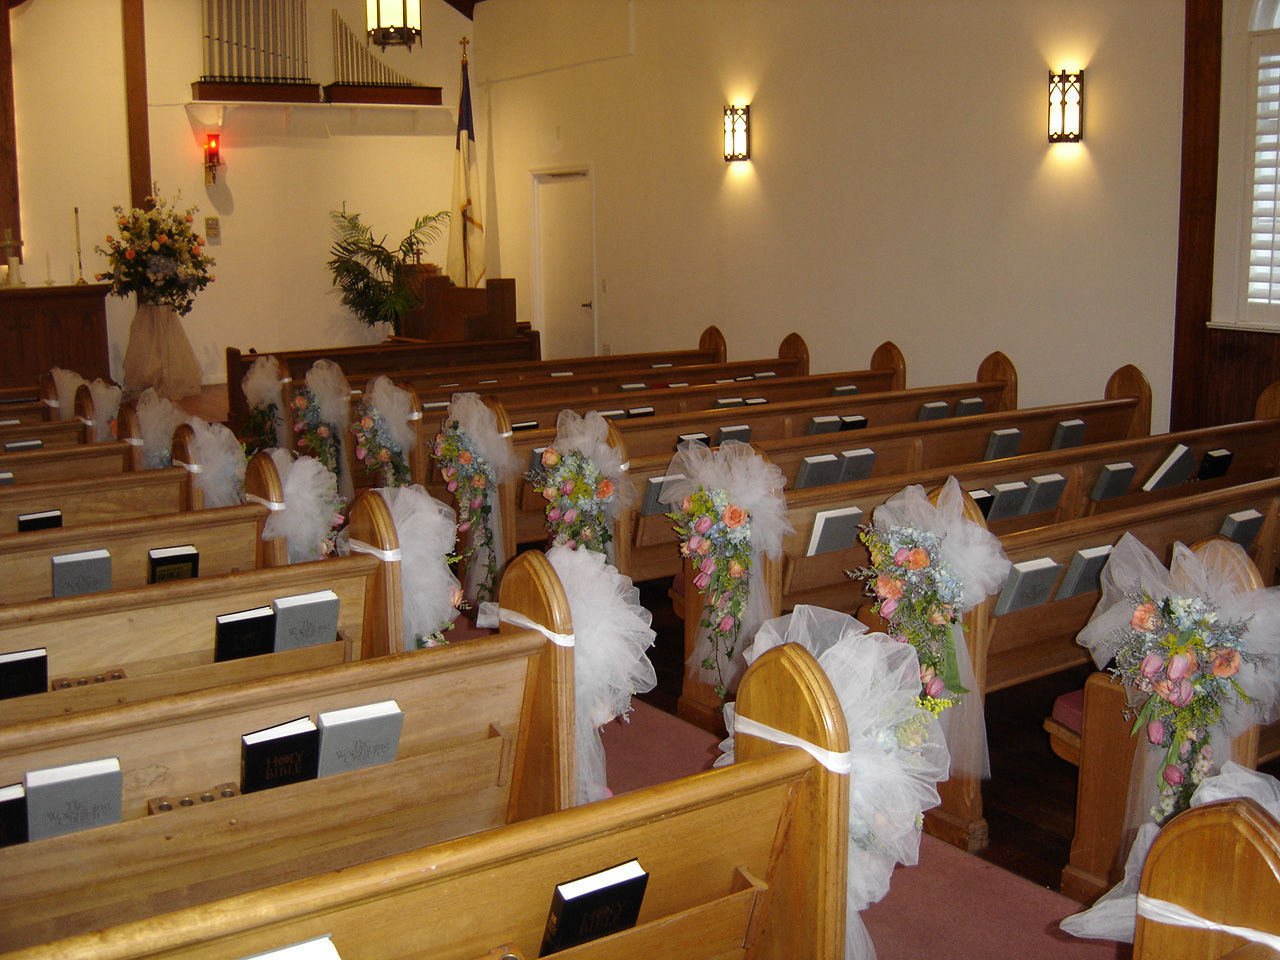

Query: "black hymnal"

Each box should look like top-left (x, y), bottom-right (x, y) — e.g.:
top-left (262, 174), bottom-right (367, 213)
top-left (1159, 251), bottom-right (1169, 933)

top-left (215, 605), bottom-right (276, 661)
top-left (714, 397), bottom-right (744, 409)
top-left (968, 488), bottom-right (993, 517)
top-left (0, 647), bottom-right (47, 701)
top-left (539, 858), bottom-right (648, 956)
top-left (148, 544), bottom-right (199, 583)
top-left (626, 407), bottom-right (655, 418)
top-left (830, 383), bottom-right (859, 396)
top-left (677, 432), bottom-right (711, 449)
top-left (3, 439), bottom-right (42, 452)
top-left (1197, 448), bottom-right (1234, 481)
top-left (17, 509), bottom-right (62, 532)
top-left (240, 716), bottom-right (319, 794)
top-left (510, 420), bottom-right (540, 432)
top-left (0, 782), bottom-right (26, 847)
top-left (839, 415), bottom-right (868, 431)
top-left (0, 471), bottom-right (13, 486)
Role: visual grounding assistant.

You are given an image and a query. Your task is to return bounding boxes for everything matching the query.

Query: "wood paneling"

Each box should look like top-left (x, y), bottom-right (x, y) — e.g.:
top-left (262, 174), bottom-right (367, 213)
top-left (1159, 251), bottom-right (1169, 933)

top-left (0, 284), bottom-right (110, 390)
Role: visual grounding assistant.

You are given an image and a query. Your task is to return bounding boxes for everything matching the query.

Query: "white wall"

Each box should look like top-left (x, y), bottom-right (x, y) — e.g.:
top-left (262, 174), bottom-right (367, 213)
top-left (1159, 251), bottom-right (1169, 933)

top-left (476, 0), bottom-right (1184, 428)
top-left (12, 0), bottom-right (471, 385)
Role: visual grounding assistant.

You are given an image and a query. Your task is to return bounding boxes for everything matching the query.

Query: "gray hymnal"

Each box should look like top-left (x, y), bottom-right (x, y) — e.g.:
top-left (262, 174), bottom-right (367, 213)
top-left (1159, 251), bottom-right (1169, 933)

top-left (317, 700), bottom-right (404, 778)
top-left (985, 481), bottom-right (1030, 522)
top-left (794, 454), bottom-right (841, 489)
top-left (599, 409), bottom-right (626, 420)
top-left (528, 446), bottom-right (549, 473)
top-left (272, 590), bottom-right (341, 652)
top-left (954, 396), bottom-right (986, 418)
top-left (51, 548), bottom-right (111, 598)
top-left (714, 397), bottom-right (744, 409)
top-left (235, 936), bottom-right (345, 960)
top-left (1221, 509), bottom-right (1265, 549)
top-left (1054, 545), bottom-right (1113, 601)
top-left (716, 424), bottom-right (751, 445)
top-left (1022, 473), bottom-right (1067, 515)
top-left (839, 448), bottom-right (877, 483)
top-left (806, 506), bottom-right (863, 556)
top-left (642, 474), bottom-right (685, 515)
top-left (3, 439), bottom-right (41, 452)
top-left (677, 433), bottom-right (710, 450)
top-left (0, 419), bottom-right (17, 427)
top-left (1141, 444), bottom-right (1196, 492)
top-left (830, 384), bottom-right (859, 396)
top-left (840, 415), bottom-right (868, 430)
top-left (650, 362), bottom-right (673, 369)
top-left (549, 371), bottom-right (574, 377)
top-left (992, 558), bottom-right (1063, 616)
top-left (917, 401), bottom-right (950, 421)
top-left (1090, 462), bottom-right (1135, 501)
top-left (420, 400), bottom-right (449, 413)
top-left (626, 407), bottom-right (655, 418)
top-left (734, 375), bottom-right (754, 382)
top-left (667, 382), bottom-right (690, 389)
top-left (753, 370), bottom-right (776, 377)
top-left (24, 756), bottom-right (122, 841)
top-left (744, 396), bottom-right (768, 405)
top-left (807, 415), bottom-right (841, 435)
top-left (619, 382), bottom-right (647, 391)
top-left (983, 428), bottom-right (1022, 461)
top-left (1050, 419), bottom-right (1087, 450)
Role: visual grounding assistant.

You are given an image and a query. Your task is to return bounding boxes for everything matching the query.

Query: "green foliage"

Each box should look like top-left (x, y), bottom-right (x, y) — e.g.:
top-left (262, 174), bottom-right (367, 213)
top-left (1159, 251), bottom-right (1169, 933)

top-left (326, 208), bottom-right (448, 334)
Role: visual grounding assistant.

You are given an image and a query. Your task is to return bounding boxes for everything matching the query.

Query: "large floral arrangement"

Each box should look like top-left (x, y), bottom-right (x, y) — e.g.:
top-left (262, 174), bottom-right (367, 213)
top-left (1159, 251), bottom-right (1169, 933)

top-left (668, 487), bottom-right (752, 698)
top-left (529, 446), bottom-right (616, 553)
top-left (351, 400), bottom-right (410, 487)
top-left (291, 389), bottom-right (342, 477)
top-left (242, 403), bottom-right (278, 459)
top-left (433, 418), bottom-right (498, 603)
top-left (1111, 588), bottom-right (1253, 823)
top-left (95, 193), bottom-right (215, 316)
top-left (853, 525), bottom-right (968, 715)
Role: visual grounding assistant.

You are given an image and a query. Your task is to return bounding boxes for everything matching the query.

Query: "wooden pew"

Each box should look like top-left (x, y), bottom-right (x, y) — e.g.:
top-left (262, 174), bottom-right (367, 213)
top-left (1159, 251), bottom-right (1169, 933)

top-left (0, 641), bottom-right (848, 960)
top-left (921, 479), bottom-right (1280, 851)
top-left (0, 393), bottom-right (144, 483)
top-left (0, 418), bottom-right (87, 451)
top-left (1052, 539), bottom-right (1280, 903)
top-left (0, 467), bottom-right (191, 533)
top-left (619, 363), bottom-right (1152, 583)
top-left (0, 550), bottom-right (574, 953)
top-left (226, 325), bottom-right (726, 429)
top-left (1133, 798), bottom-right (1280, 960)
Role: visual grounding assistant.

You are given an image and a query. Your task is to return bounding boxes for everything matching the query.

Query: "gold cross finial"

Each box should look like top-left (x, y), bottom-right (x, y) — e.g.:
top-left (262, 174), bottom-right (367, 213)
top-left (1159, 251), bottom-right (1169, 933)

top-left (460, 36), bottom-right (470, 64)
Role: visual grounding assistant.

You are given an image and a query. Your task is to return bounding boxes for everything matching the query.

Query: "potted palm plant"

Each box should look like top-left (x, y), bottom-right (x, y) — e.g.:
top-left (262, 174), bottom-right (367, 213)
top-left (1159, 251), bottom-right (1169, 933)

top-left (327, 208), bottom-right (449, 335)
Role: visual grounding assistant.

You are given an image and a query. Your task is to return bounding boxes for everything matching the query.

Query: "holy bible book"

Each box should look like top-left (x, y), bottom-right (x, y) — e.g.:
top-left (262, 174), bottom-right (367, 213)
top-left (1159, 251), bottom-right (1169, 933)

top-left (148, 544), bottom-right (199, 583)
top-left (539, 858), bottom-right (648, 956)
top-left (240, 717), bottom-right (319, 794)
top-left (0, 647), bottom-right (47, 701)
top-left (0, 782), bottom-right (27, 847)
top-left (215, 605), bottom-right (276, 661)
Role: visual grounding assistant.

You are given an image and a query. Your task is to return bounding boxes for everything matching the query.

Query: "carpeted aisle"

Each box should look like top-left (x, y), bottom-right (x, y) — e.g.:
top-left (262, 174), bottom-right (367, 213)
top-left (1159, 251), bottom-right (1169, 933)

top-left (603, 700), bottom-right (1125, 960)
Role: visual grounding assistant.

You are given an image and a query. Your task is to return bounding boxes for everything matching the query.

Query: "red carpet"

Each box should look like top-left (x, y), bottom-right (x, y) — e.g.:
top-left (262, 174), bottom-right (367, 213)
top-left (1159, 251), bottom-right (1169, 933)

top-left (603, 700), bottom-right (1124, 959)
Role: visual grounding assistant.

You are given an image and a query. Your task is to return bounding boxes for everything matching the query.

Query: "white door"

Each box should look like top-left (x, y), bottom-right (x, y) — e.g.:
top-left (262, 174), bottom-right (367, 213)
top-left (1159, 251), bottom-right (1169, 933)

top-left (533, 170), bottom-right (596, 359)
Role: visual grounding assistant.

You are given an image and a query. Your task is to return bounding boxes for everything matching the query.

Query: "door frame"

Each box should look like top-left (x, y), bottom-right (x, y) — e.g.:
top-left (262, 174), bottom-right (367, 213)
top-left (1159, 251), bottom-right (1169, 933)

top-left (530, 164), bottom-right (599, 356)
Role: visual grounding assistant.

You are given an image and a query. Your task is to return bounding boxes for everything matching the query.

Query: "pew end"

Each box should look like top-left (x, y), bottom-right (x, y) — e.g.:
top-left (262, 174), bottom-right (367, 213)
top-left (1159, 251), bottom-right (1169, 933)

top-left (346, 489), bottom-right (403, 658)
top-left (869, 340), bottom-right (907, 390)
top-left (70, 384), bottom-right (95, 443)
top-left (699, 324), bottom-right (727, 362)
top-left (776, 332), bottom-right (809, 375)
top-left (115, 399), bottom-right (144, 470)
top-left (1104, 364), bottom-right (1153, 437)
top-left (975, 350), bottom-right (1018, 411)
top-left (1133, 798), bottom-right (1280, 960)
top-left (1254, 380), bottom-right (1280, 420)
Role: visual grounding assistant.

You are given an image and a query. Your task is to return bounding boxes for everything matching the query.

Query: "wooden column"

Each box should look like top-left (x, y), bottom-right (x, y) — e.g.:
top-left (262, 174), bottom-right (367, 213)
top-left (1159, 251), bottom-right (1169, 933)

top-left (0, 1), bottom-right (21, 260)
top-left (122, 0), bottom-right (151, 208)
top-left (1170, 0), bottom-right (1223, 430)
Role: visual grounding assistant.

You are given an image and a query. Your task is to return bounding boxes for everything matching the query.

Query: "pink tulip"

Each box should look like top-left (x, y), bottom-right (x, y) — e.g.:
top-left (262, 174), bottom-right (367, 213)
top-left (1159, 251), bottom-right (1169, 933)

top-left (694, 515), bottom-right (714, 535)
top-left (1162, 764), bottom-right (1185, 787)
top-left (471, 498), bottom-right (483, 510)
top-left (1146, 719), bottom-right (1166, 745)
top-left (718, 614), bottom-right (736, 633)
top-left (699, 555), bottom-right (716, 575)
top-left (548, 507), bottom-right (562, 523)
top-left (560, 480), bottom-right (575, 495)
top-left (693, 571), bottom-right (711, 591)
top-left (447, 480), bottom-right (458, 493)
top-left (880, 596), bottom-right (899, 618)
top-left (925, 675), bottom-right (946, 699)
top-left (687, 534), bottom-right (704, 553)
top-left (1169, 678), bottom-right (1195, 708)
top-left (457, 520), bottom-right (471, 533)
top-left (894, 547), bottom-right (910, 564)
top-left (563, 507), bottom-right (578, 523)
top-left (1167, 652), bottom-right (1195, 682)
top-left (1140, 652), bottom-right (1165, 679)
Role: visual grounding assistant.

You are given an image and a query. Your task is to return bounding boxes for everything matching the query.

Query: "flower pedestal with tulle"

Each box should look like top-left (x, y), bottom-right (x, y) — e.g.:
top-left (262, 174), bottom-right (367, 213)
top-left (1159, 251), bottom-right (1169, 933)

top-left (123, 301), bottom-right (202, 400)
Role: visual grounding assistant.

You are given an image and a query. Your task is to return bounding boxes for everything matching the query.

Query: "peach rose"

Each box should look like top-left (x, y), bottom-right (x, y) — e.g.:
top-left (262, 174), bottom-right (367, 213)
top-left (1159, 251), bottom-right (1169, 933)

top-left (905, 548), bottom-right (930, 570)
top-left (1131, 602), bottom-right (1159, 632)
top-left (541, 448), bottom-right (560, 468)
top-left (728, 559), bottom-right (745, 579)
top-left (722, 504), bottom-right (747, 528)
top-left (1212, 648), bottom-right (1241, 678)
top-left (596, 479), bottom-right (614, 499)
top-left (874, 574), bottom-right (905, 601)
top-left (457, 449), bottom-right (473, 466)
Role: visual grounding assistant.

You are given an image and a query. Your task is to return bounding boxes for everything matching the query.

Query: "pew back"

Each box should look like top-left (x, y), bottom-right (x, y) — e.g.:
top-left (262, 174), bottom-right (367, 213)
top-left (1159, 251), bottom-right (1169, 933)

top-left (0, 467), bottom-right (190, 532)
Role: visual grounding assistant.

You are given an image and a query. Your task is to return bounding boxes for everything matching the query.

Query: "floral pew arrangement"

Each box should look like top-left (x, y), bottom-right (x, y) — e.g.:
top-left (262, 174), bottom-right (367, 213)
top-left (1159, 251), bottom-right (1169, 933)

top-left (132, 387), bottom-right (190, 469)
top-left (527, 409), bottom-right (633, 559)
top-left (433, 392), bottom-right (519, 605)
top-left (661, 438), bottom-right (791, 700)
top-left (239, 354), bottom-right (288, 456)
top-left (1062, 534), bottom-right (1280, 945)
top-left (351, 375), bottom-right (416, 488)
top-left (261, 448), bottom-right (346, 563)
top-left (716, 604), bottom-right (952, 960)
top-left (292, 359), bottom-right (353, 502)
top-left (850, 476), bottom-right (1011, 782)
top-left (171, 417), bottom-right (245, 508)
top-left (47, 367), bottom-right (121, 442)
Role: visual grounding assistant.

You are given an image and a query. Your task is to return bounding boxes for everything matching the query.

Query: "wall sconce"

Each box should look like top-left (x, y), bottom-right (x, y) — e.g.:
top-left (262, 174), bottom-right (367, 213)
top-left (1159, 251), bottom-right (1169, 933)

top-left (724, 105), bottom-right (750, 162)
top-left (1048, 70), bottom-right (1084, 143)
top-left (367, 0), bottom-right (422, 50)
top-left (203, 132), bottom-right (222, 185)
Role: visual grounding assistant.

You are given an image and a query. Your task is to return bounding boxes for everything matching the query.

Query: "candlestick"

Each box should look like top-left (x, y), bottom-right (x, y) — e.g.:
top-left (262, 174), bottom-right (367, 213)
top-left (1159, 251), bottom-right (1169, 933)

top-left (74, 207), bottom-right (86, 284)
